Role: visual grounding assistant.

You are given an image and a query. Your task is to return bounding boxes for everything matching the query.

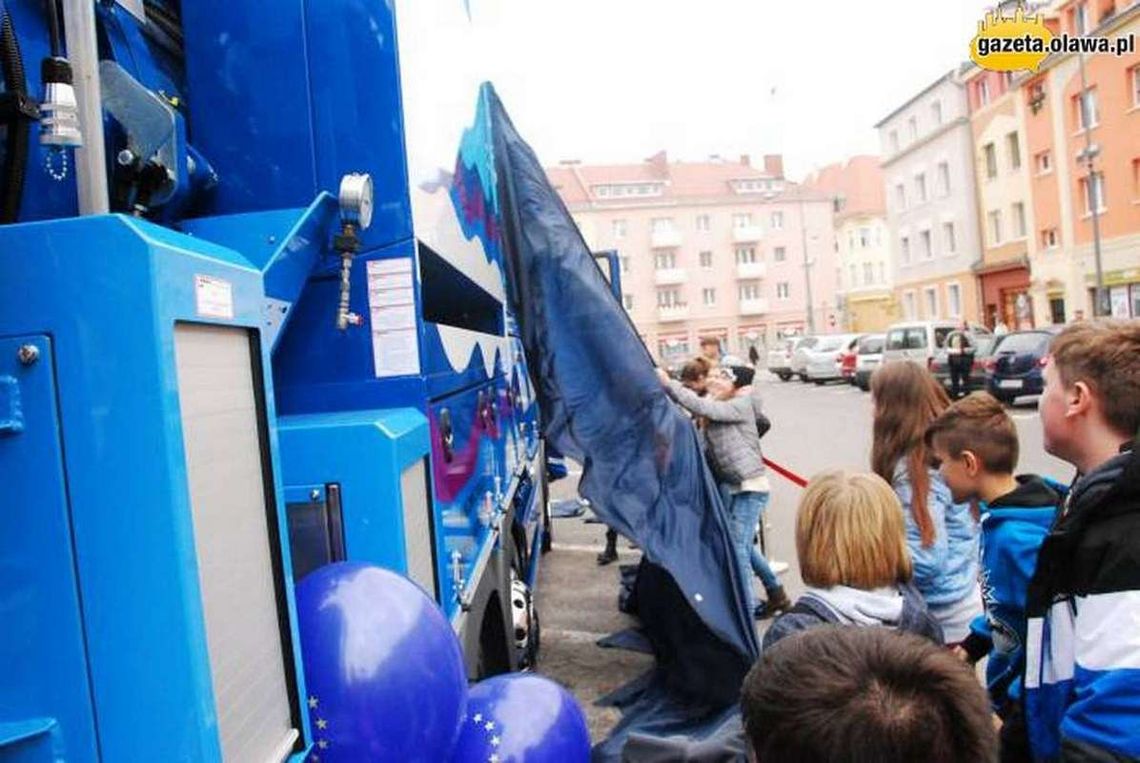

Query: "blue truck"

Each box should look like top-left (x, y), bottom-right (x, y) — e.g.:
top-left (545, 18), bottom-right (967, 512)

top-left (0, 0), bottom-right (550, 759)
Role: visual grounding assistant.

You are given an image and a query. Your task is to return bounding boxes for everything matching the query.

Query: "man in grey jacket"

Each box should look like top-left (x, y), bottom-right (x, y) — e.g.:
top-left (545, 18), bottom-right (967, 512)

top-left (656, 366), bottom-right (790, 618)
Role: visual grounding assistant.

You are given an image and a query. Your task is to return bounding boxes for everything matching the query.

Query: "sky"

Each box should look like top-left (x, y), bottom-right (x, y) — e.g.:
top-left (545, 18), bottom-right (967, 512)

top-left (466, 0), bottom-right (999, 180)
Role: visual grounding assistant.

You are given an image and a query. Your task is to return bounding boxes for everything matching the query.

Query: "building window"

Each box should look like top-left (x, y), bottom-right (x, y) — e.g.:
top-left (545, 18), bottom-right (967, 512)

top-left (612, 219), bottom-right (627, 238)
top-left (1075, 87), bottom-right (1099, 130)
top-left (915, 173), bottom-right (927, 203)
top-left (849, 264), bottom-right (858, 288)
top-left (904, 291), bottom-right (917, 319)
top-left (1012, 202), bottom-right (1027, 238)
top-left (734, 247), bottom-right (757, 264)
top-left (623, 294), bottom-right (633, 310)
top-left (889, 130), bottom-right (899, 153)
top-left (900, 236), bottom-right (911, 264)
top-left (1081, 172), bottom-right (1106, 214)
top-left (937, 162), bottom-right (951, 197)
top-left (920, 229), bottom-right (933, 259)
top-left (1035, 151), bottom-right (1052, 175)
top-left (1042, 228), bottom-right (1058, 249)
top-left (948, 284), bottom-right (962, 317)
top-left (859, 227), bottom-right (871, 247)
top-left (1132, 65), bottom-right (1140, 109)
top-left (739, 283), bottom-right (760, 301)
top-left (988, 210), bottom-right (1003, 245)
top-left (696, 214), bottom-right (711, 231)
top-left (984, 143), bottom-right (998, 179)
top-left (773, 246), bottom-right (786, 262)
top-left (771, 211), bottom-right (784, 230)
top-left (924, 287), bottom-right (938, 318)
top-left (978, 79), bottom-right (991, 106)
top-left (908, 116), bottom-right (918, 141)
top-left (651, 217), bottom-right (674, 233)
top-left (1007, 132), bottom-right (1021, 170)
top-left (703, 288), bottom-right (716, 306)
top-left (654, 251), bottom-right (677, 270)
top-left (656, 288), bottom-right (682, 307)
top-left (699, 250), bottom-right (713, 268)
top-left (931, 100), bottom-right (943, 125)
top-left (1049, 297), bottom-right (1066, 324)
top-left (732, 213), bottom-right (752, 228)
top-left (620, 255), bottom-right (630, 273)
top-left (879, 262), bottom-right (886, 284)
top-left (1133, 158), bottom-right (1140, 200)
top-left (776, 282), bottom-right (790, 300)
top-left (863, 262), bottom-right (875, 284)
top-left (895, 184), bottom-right (906, 210)
top-left (941, 222), bottom-right (955, 254)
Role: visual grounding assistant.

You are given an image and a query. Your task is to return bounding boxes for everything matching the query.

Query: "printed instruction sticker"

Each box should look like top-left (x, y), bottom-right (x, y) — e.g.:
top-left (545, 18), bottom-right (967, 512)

top-left (366, 259), bottom-right (421, 377)
top-left (194, 275), bottom-right (234, 319)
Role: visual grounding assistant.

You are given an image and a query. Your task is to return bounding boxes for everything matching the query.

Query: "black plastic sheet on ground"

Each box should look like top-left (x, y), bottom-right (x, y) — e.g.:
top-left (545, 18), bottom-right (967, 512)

top-left (487, 85), bottom-right (757, 760)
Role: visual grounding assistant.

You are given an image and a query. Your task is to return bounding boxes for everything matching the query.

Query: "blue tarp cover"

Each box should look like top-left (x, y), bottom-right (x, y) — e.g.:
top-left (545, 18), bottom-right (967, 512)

top-left (486, 85), bottom-right (757, 760)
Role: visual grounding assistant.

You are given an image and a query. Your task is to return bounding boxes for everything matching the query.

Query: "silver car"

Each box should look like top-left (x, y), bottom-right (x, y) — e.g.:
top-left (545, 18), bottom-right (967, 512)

top-left (790, 336), bottom-right (820, 382)
top-left (803, 334), bottom-right (863, 384)
top-left (767, 337), bottom-right (809, 382)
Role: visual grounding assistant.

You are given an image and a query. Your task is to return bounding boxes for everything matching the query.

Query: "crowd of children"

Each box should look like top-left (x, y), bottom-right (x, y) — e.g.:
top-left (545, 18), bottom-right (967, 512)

top-left (724, 320), bottom-right (1140, 762)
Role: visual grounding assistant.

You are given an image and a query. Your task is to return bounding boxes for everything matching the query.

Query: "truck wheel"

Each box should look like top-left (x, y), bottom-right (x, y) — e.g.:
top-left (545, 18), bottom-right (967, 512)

top-left (778, 372), bottom-right (791, 382)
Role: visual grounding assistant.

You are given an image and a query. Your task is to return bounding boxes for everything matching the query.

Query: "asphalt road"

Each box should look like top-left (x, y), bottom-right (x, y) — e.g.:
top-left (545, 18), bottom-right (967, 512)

top-left (534, 371), bottom-right (1073, 742)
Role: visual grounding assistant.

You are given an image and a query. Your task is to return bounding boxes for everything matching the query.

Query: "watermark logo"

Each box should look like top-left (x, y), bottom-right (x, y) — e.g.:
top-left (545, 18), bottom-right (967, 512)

top-left (970, 9), bottom-right (1053, 71)
top-left (970, 8), bottom-right (1136, 72)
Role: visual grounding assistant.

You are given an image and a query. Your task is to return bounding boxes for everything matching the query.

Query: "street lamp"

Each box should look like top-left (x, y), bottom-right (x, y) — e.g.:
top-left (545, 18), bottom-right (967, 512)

top-left (1077, 51), bottom-right (1107, 317)
top-left (798, 195), bottom-right (816, 334)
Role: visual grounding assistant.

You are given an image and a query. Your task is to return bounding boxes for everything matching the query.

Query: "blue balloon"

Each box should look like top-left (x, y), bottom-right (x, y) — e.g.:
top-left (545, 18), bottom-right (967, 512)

top-left (295, 562), bottom-right (467, 762)
top-left (452, 674), bottom-right (591, 763)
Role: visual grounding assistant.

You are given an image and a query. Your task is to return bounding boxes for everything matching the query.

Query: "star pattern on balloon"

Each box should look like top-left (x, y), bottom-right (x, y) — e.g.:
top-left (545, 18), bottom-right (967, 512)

top-left (467, 710), bottom-right (507, 763)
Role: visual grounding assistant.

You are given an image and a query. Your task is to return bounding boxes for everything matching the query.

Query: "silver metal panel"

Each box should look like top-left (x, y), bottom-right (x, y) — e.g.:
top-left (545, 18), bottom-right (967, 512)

top-left (400, 459), bottom-right (436, 596)
top-left (174, 324), bottom-right (297, 762)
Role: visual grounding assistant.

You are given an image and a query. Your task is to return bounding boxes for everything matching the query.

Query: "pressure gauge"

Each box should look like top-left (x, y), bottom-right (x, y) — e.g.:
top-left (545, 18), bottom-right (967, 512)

top-left (338, 173), bottom-right (374, 230)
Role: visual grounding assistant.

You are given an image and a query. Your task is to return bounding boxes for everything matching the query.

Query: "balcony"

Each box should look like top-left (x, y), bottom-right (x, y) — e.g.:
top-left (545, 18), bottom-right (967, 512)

top-left (735, 262), bottom-right (767, 280)
top-left (657, 304), bottom-right (690, 322)
top-left (654, 268), bottom-right (689, 286)
top-left (739, 298), bottom-right (770, 316)
top-left (651, 229), bottom-right (683, 249)
top-left (732, 225), bottom-right (764, 243)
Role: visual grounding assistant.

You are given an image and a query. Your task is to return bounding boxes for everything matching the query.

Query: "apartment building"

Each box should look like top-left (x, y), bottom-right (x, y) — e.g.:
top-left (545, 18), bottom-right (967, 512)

top-left (877, 69), bottom-right (984, 324)
top-left (965, 64), bottom-right (1038, 329)
top-left (1018, 0), bottom-right (1140, 322)
top-left (547, 152), bottom-right (838, 366)
top-left (803, 156), bottom-right (898, 332)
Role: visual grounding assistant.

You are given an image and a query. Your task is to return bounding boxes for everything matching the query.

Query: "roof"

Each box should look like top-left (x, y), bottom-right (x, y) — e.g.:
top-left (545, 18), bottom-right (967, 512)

top-left (874, 69), bottom-right (960, 129)
top-left (801, 156), bottom-right (885, 219)
top-left (545, 152), bottom-right (831, 208)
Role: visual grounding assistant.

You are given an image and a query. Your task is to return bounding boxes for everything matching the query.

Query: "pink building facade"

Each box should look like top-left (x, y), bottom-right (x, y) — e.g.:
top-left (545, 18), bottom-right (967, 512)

top-left (547, 153), bottom-right (839, 366)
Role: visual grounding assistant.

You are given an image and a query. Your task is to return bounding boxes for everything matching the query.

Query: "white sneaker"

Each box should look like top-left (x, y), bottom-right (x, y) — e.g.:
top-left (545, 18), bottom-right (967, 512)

top-left (769, 560), bottom-right (790, 575)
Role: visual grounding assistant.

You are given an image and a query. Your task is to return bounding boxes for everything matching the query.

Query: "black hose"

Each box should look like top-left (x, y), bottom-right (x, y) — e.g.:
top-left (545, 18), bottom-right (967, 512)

top-left (45, 0), bottom-right (62, 57)
top-left (1, 7), bottom-right (30, 223)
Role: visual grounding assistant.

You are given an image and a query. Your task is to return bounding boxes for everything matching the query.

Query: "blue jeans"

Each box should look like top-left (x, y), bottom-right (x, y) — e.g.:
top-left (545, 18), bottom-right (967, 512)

top-left (719, 485), bottom-right (780, 608)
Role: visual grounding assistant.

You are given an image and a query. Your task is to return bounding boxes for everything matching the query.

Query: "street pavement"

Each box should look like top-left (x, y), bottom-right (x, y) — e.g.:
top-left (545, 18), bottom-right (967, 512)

top-left (534, 371), bottom-right (1073, 742)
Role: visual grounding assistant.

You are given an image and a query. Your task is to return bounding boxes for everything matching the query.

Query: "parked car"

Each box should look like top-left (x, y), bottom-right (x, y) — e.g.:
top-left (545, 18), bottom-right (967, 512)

top-left (837, 334), bottom-right (867, 383)
top-left (804, 334), bottom-right (864, 384)
top-left (882, 320), bottom-right (990, 369)
top-left (767, 337), bottom-right (803, 381)
top-left (930, 335), bottom-right (997, 394)
top-left (790, 336), bottom-right (820, 381)
top-left (985, 328), bottom-right (1061, 403)
top-left (853, 333), bottom-right (885, 391)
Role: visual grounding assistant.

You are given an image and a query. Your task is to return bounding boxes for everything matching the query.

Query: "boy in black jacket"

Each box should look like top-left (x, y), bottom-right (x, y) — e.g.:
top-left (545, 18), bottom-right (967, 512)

top-left (1023, 319), bottom-right (1140, 762)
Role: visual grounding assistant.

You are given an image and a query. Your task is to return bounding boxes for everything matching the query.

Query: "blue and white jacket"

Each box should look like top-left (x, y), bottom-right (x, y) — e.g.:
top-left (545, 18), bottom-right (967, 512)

top-left (1024, 440), bottom-right (1140, 762)
top-left (891, 461), bottom-right (980, 608)
top-left (959, 476), bottom-right (1064, 713)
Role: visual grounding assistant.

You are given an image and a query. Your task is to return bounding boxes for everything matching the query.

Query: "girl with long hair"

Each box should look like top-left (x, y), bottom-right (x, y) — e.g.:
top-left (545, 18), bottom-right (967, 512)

top-left (870, 361), bottom-right (981, 643)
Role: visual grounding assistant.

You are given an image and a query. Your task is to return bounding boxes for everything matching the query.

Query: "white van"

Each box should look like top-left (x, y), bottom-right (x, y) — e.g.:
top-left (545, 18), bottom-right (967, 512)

top-left (882, 320), bottom-right (990, 368)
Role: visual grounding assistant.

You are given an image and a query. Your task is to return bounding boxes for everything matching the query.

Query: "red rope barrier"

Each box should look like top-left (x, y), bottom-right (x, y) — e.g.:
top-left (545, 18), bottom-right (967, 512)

top-left (763, 457), bottom-right (808, 488)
